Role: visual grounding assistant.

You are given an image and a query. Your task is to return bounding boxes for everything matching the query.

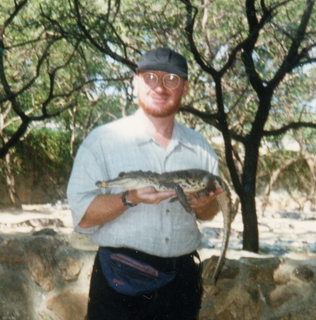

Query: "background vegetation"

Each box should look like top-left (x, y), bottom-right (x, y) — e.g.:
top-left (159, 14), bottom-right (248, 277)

top-left (0, 0), bottom-right (315, 252)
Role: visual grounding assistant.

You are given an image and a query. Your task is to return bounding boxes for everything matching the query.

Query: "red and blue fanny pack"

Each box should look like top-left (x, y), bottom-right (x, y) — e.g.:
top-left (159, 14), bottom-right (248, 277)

top-left (98, 247), bottom-right (177, 296)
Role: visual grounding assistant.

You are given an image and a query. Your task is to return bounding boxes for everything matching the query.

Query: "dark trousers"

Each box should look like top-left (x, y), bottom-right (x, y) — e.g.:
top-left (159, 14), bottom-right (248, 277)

top-left (87, 248), bottom-right (203, 320)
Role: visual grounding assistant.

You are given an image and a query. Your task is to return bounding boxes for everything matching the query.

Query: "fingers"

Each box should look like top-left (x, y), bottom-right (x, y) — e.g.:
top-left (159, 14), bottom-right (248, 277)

top-left (189, 188), bottom-right (224, 209)
top-left (129, 187), bottom-right (176, 205)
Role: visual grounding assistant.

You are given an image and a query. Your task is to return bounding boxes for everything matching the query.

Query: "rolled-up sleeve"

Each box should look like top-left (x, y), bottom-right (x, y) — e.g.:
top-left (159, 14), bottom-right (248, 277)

top-left (67, 139), bottom-right (105, 234)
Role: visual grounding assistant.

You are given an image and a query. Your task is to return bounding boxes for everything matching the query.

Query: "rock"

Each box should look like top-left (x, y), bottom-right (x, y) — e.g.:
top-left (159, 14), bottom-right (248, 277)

top-left (57, 256), bottom-right (83, 281)
top-left (0, 240), bottom-right (26, 265)
top-left (32, 228), bottom-right (58, 236)
top-left (293, 265), bottom-right (314, 282)
top-left (46, 290), bottom-right (88, 320)
top-left (2, 227), bottom-right (316, 320)
top-left (23, 236), bottom-right (63, 291)
top-left (200, 256), bottom-right (316, 320)
top-left (0, 233), bottom-right (93, 320)
top-left (27, 250), bottom-right (56, 291)
top-left (0, 268), bottom-right (33, 320)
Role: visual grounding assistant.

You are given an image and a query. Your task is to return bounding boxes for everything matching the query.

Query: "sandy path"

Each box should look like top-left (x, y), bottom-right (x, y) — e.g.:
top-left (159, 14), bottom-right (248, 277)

top-left (1, 200), bottom-right (315, 261)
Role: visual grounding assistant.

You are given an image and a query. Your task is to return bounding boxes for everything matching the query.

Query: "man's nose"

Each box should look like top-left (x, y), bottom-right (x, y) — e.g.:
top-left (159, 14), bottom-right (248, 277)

top-left (154, 78), bottom-right (167, 91)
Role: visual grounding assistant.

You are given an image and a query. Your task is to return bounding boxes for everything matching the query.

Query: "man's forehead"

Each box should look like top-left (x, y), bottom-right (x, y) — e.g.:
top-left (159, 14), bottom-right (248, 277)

top-left (138, 70), bottom-right (173, 76)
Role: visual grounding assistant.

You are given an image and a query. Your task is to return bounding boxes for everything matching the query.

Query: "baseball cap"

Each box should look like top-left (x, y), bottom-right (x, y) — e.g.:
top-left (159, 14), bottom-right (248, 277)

top-left (137, 48), bottom-right (188, 77)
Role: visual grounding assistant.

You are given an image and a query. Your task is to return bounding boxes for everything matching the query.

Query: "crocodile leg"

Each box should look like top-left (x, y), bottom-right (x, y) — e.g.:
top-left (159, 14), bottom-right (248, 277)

top-left (161, 182), bottom-right (193, 214)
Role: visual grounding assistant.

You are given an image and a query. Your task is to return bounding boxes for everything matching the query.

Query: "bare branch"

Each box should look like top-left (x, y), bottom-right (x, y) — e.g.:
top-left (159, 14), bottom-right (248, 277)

top-left (179, 0), bottom-right (219, 78)
top-left (268, 0), bottom-right (315, 89)
top-left (264, 121), bottom-right (316, 137)
top-left (0, 119), bottom-right (30, 159)
top-left (73, 0), bottom-right (137, 71)
top-left (1, 0), bottom-right (28, 34)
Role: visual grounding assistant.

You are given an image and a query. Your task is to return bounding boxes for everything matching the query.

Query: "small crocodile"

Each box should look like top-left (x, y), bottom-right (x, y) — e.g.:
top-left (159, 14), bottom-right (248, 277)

top-left (96, 169), bottom-right (234, 284)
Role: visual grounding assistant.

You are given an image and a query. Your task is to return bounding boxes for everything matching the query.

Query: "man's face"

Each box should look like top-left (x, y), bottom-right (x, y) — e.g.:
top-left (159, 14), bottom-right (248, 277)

top-left (135, 71), bottom-right (188, 118)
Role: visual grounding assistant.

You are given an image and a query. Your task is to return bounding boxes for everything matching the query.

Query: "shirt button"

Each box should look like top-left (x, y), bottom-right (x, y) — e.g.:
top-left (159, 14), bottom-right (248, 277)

top-left (165, 237), bottom-right (170, 243)
top-left (166, 209), bottom-right (170, 214)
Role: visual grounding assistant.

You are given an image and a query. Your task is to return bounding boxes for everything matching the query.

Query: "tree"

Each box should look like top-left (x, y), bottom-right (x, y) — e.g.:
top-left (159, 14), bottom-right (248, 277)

top-left (63, 0), bottom-right (316, 252)
top-left (1, 1), bottom-right (70, 158)
top-left (0, 0), bottom-right (131, 206)
top-left (0, 0), bottom-right (84, 206)
top-left (179, 0), bottom-right (316, 251)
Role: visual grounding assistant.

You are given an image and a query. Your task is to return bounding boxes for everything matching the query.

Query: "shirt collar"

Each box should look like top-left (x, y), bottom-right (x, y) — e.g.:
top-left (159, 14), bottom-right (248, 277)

top-left (131, 109), bottom-right (195, 151)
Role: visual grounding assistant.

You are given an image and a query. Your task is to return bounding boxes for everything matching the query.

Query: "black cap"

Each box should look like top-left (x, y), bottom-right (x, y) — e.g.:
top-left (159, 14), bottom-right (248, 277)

top-left (137, 48), bottom-right (188, 77)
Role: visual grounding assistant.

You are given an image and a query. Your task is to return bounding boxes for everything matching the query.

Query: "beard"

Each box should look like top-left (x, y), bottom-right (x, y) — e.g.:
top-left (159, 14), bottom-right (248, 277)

top-left (138, 96), bottom-right (181, 118)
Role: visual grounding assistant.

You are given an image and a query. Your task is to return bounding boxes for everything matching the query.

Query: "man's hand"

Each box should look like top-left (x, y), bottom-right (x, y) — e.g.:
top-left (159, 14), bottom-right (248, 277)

top-left (188, 188), bottom-right (224, 220)
top-left (127, 187), bottom-right (176, 205)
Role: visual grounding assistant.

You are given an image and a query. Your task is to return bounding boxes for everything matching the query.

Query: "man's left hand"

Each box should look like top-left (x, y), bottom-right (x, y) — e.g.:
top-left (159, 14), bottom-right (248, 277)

top-left (188, 188), bottom-right (224, 220)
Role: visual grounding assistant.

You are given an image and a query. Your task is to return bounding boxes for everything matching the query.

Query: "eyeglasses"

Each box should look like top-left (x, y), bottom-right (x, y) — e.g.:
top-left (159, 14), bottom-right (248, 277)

top-left (140, 72), bottom-right (183, 90)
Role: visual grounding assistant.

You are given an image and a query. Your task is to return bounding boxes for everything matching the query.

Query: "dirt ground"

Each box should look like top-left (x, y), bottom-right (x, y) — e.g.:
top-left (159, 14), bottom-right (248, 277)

top-left (0, 191), bottom-right (315, 262)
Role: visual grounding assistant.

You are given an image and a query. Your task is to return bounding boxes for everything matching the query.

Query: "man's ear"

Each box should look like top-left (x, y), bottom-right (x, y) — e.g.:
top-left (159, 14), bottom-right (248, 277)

top-left (134, 74), bottom-right (139, 95)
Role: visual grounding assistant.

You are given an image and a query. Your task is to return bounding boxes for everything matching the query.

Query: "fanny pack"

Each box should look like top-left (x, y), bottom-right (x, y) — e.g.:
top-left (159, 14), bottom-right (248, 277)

top-left (99, 247), bottom-right (177, 296)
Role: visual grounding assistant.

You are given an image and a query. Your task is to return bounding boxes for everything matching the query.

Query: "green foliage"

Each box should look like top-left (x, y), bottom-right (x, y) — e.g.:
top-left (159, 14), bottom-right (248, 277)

top-left (0, 126), bottom-right (74, 203)
top-left (14, 127), bottom-right (73, 178)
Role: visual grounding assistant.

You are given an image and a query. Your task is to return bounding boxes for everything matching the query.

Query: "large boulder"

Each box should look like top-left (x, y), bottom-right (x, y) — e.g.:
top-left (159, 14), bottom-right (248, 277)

top-left (0, 232), bottom-right (94, 320)
top-left (200, 252), bottom-right (316, 320)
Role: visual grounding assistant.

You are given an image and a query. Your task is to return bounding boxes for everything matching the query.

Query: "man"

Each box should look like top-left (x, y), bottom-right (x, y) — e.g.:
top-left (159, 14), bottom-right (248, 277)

top-left (67, 47), bottom-right (222, 320)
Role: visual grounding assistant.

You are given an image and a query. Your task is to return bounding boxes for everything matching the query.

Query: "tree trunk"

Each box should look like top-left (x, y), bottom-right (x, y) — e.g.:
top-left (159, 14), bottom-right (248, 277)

top-left (240, 139), bottom-right (260, 252)
top-left (240, 193), bottom-right (259, 252)
top-left (2, 152), bottom-right (22, 209)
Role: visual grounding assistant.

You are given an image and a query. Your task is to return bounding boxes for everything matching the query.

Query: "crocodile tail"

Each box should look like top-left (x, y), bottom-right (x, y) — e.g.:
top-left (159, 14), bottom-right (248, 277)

top-left (211, 183), bottom-right (233, 285)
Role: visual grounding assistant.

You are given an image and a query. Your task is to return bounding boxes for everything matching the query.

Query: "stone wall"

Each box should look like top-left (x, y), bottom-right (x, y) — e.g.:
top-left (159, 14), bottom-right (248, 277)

top-left (0, 232), bottom-right (94, 320)
top-left (201, 253), bottom-right (316, 320)
top-left (1, 231), bottom-right (316, 320)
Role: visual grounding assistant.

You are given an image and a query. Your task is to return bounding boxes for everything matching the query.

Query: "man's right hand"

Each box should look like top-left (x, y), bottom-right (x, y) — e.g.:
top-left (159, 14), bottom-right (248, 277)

top-left (127, 187), bottom-right (176, 205)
